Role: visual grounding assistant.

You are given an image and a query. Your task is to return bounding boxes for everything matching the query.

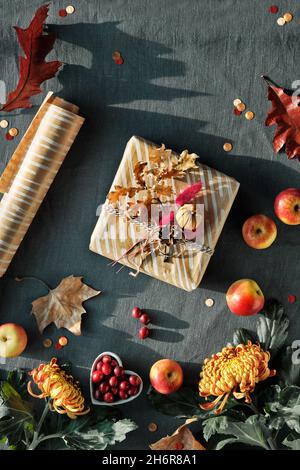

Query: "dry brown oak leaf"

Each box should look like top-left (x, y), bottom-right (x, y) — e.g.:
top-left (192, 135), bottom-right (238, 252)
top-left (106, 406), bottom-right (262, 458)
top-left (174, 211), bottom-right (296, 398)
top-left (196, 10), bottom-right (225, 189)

top-left (31, 275), bottom-right (100, 336)
top-left (150, 420), bottom-right (206, 451)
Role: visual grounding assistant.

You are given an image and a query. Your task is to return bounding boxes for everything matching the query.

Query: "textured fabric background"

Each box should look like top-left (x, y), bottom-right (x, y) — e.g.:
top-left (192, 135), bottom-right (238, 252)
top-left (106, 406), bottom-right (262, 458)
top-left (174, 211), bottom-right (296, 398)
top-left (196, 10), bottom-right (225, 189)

top-left (0, 0), bottom-right (299, 450)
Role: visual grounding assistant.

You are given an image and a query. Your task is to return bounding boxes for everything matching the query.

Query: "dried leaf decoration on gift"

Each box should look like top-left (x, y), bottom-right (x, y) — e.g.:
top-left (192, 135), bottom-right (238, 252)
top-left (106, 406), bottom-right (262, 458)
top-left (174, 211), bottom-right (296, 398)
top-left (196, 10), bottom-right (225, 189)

top-left (150, 419), bottom-right (205, 451)
top-left (1, 4), bottom-right (62, 112)
top-left (16, 276), bottom-right (100, 335)
top-left (263, 76), bottom-right (300, 161)
top-left (108, 145), bottom-right (199, 210)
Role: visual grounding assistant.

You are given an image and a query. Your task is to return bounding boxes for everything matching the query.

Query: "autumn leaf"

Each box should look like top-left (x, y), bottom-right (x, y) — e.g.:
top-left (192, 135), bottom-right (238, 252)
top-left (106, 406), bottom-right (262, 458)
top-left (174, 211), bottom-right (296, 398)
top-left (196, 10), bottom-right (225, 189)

top-left (149, 144), bottom-right (172, 165)
top-left (150, 419), bottom-right (206, 451)
top-left (108, 186), bottom-right (140, 204)
top-left (133, 162), bottom-right (147, 187)
top-left (155, 182), bottom-right (173, 199)
top-left (263, 76), bottom-right (300, 161)
top-left (22, 276), bottom-right (100, 336)
top-left (1, 4), bottom-right (62, 112)
top-left (175, 150), bottom-right (199, 172)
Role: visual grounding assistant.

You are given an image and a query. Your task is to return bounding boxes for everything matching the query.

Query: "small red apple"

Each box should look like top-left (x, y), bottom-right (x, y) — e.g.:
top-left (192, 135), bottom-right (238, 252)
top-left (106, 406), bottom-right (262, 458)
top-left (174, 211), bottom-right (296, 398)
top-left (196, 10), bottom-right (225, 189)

top-left (0, 323), bottom-right (27, 358)
top-left (226, 279), bottom-right (264, 316)
top-left (274, 188), bottom-right (300, 225)
top-left (149, 359), bottom-right (183, 395)
top-left (242, 214), bottom-right (277, 249)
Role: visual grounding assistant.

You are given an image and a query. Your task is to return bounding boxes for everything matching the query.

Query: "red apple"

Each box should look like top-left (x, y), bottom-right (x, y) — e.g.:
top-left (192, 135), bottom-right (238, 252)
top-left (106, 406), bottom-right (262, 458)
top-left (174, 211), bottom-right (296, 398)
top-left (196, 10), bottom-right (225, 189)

top-left (242, 214), bottom-right (277, 249)
top-left (226, 279), bottom-right (264, 316)
top-left (150, 359), bottom-right (183, 395)
top-left (274, 188), bottom-right (300, 225)
top-left (0, 323), bottom-right (27, 358)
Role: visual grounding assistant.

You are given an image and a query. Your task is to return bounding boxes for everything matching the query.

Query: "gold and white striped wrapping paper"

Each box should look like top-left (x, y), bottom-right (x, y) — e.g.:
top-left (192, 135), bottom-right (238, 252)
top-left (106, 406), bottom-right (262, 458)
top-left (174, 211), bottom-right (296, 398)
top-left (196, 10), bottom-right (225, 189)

top-left (90, 136), bottom-right (240, 291)
top-left (0, 93), bottom-right (84, 277)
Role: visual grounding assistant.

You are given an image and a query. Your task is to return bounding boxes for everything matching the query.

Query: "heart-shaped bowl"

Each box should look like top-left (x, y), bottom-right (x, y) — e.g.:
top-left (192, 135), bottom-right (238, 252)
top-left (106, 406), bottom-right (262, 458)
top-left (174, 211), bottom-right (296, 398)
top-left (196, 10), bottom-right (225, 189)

top-left (90, 351), bottom-right (143, 406)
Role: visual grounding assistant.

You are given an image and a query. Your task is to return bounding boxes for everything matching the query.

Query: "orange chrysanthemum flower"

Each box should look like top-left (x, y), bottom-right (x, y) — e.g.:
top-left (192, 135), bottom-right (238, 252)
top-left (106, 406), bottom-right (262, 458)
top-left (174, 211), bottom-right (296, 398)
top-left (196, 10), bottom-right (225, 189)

top-left (199, 342), bottom-right (276, 414)
top-left (28, 358), bottom-right (90, 419)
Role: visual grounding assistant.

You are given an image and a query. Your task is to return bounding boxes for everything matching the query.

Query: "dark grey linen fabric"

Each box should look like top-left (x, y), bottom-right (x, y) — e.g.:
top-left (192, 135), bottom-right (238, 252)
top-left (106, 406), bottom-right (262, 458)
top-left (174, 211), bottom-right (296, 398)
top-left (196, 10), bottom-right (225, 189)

top-left (0, 0), bottom-right (299, 450)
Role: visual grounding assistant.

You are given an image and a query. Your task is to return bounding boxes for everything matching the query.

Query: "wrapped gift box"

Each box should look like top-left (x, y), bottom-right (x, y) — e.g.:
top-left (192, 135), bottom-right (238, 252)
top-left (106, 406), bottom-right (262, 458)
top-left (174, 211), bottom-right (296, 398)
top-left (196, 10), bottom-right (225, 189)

top-left (90, 136), bottom-right (239, 291)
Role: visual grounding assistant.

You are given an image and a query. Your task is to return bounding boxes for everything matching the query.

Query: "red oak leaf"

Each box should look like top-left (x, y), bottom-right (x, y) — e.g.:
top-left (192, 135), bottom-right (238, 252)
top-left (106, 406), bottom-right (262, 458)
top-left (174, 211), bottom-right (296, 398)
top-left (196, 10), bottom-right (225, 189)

top-left (1, 4), bottom-right (62, 112)
top-left (263, 76), bottom-right (300, 161)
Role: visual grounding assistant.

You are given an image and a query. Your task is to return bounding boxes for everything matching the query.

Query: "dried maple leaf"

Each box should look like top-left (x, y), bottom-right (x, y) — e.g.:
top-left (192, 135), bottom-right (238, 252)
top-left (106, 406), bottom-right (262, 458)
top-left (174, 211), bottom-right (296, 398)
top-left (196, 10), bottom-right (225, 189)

top-left (1, 4), bottom-right (62, 112)
top-left (30, 275), bottom-right (100, 336)
top-left (133, 162), bottom-right (147, 186)
top-left (263, 76), bottom-right (300, 160)
top-left (155, 182), bottom-right (173, 198)
top-left (150, 420), bottom-right (206, 451)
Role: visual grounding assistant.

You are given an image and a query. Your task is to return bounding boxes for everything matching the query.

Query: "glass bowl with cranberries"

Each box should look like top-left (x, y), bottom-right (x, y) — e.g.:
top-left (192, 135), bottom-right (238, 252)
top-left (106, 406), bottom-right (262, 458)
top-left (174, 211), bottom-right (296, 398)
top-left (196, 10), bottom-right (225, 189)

top-left (90, 351), bottom-right (143, 406)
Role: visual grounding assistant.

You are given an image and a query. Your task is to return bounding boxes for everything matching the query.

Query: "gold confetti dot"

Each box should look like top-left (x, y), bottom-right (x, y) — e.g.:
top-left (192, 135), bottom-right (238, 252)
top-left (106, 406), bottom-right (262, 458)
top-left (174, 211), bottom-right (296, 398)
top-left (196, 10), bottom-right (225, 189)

top-left (223, 142), bottom-right (233, 152)
top-left (236, 102), bottom-right (246, 112)
top-left (8, 127), bottom-right (19, 137)
top-left (283, 12), bottom-right (293, 23)
top-left (233, 99), bottom-right (242, 107)
top-left (277, 17), bottom-right (286, 26)
top-left (205, 298), bottom-right (215, 308)
top-left (245, 110), bottom-right (255, 121)
top-left (112, 50), bottom-right (121, 60)
top-left (58, 336), bottom-right (68, 346)
top-left (43, 338), bottom-right (52, 348)
top-left (148, 422), bottom-right (158, 432)
top-left (66, 5), bottom-right (75, 14)
top-left (0, 119), bottom-right (9, 129)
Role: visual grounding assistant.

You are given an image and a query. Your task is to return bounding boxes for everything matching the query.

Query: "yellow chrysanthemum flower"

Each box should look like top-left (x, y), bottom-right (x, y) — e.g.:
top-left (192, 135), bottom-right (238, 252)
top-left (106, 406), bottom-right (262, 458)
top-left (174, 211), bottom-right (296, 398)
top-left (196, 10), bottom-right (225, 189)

top-left (28, 358), bottom-right (90, 419)
top-left (199, 342), bottom-right (276, 414)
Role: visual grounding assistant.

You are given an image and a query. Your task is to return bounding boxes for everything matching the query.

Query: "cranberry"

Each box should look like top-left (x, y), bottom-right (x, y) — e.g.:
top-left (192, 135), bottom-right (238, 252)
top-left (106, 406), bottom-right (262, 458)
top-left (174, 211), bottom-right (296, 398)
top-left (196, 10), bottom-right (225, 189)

top-left (139, 326), bottom-right (149, 339)
top-left (99, 382), bottom-right (109, 394)
top-left (92, 370), bottom-right (103, 383)
top-left (119, 390), bottom-right (128, 400)
top-left (111, 387), bottom-right (118, 395)
top-left (102, 363), bottom-right (112, 375)
top-left (96, 361), bottom-right (103, 371)
top-left (128, 387), bottom-right (138, 396)
top-left (114, 366), bottom-right (123, 377)
top-left (109, 376), bottom-right (118, 387)
top-left (129, 375), bottom-right (141, 387)
top-left (132, 306), bottom-right (141, 318)
top-left (103, 392), bottom-right (114, 403)
top-left (94, 389), bottom-right (102, 401)
top-left (119, 380), bottom-right (129, 391)
top-left (102, 355), bottom-right (112, 363)
top-left (111, 359), bottom-right (118, 367)
top-left (140, 313), bottom-right (150, 325)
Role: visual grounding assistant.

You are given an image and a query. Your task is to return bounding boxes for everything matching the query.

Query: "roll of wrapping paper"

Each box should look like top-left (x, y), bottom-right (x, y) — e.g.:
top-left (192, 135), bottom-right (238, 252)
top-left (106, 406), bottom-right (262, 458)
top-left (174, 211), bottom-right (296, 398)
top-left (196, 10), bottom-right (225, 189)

top-left (0, 92), bottom-right (85, 277)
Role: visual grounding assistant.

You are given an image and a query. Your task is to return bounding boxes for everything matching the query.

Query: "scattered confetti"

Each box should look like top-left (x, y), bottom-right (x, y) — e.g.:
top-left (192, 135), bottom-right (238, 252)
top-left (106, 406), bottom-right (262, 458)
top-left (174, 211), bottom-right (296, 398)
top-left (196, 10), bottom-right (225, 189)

top-left (283, 12), bottom-right (293, 23)
top-left (288, 295), bottom-right (296, 304)
top-left (0, 119), bottom-right (9, 129)
top-left (277, 17), bottom-right (286, 26)
top-left (236, 102), bottom-right (246, 112)
top-left (55, 342), bottom-right (63, 350)
top-left (148, 422), bottom-right (158, 432)
top-left (205, 298), bottom-right (215, 308)
top-left (5, 132), bottom-right (14, 141)
top-left (112, 51), bottom-right (124, 65)
top-left (8, 127), bottom-right (19, 137)
top-left (58, 336), bottom-right (68, 347)
top-left (233, 98), bottom-right (242, 107)
top-left (175, 442), bottom-right (184, 450)
top-left (269, 5), bottom-right (279, 14)
top-left (223, 142), bottom-right (233, 152)
top-left (233, 108), bottom-right (242, 116)
top-left (66, 5), bottom-right (75, 14)
top-left (245, 111), bottom-right (255, 121)
top-left (43, 338), bottom-right (53, 348)
top-left (59, 9), bottom-right (67, 17)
